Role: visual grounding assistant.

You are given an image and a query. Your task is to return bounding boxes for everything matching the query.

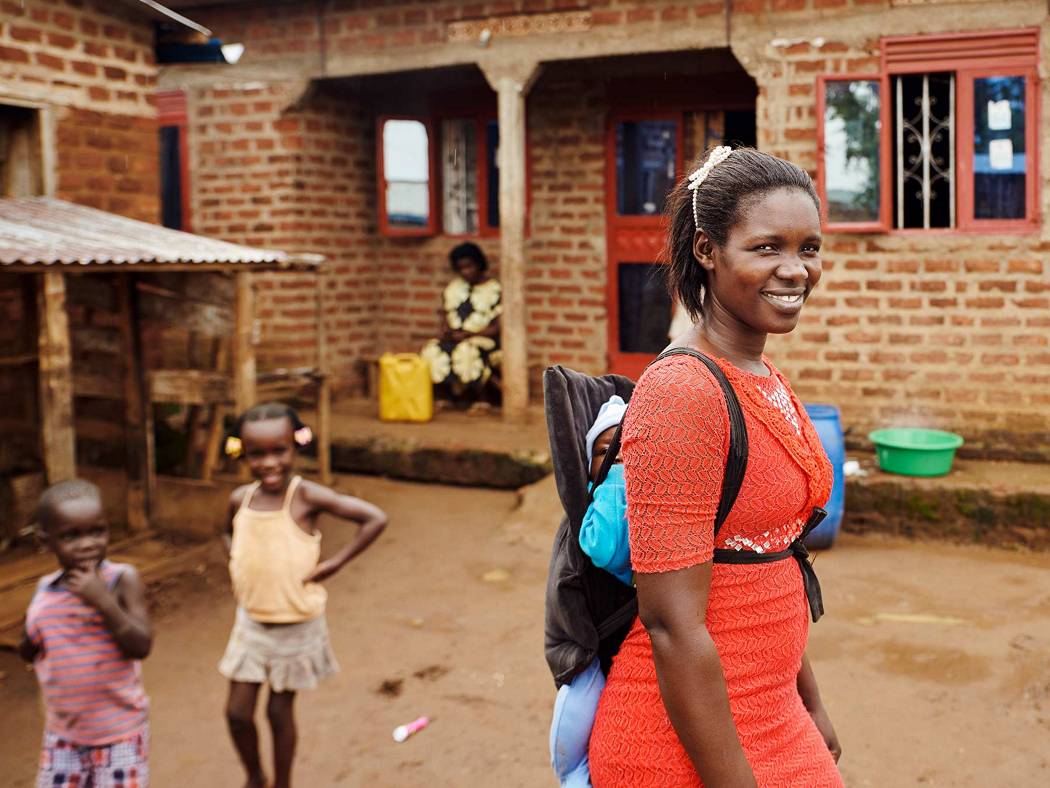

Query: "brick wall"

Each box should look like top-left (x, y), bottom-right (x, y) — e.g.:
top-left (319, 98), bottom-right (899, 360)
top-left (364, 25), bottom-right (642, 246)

top-left (190, 82), bottom-right (378, 389)
top-left (0, 0), bottom-right (159, 221)
top-left (185, 0), bottom-right (735, 69)
top-left (742, 19), bottom-right (1050, 460)
top-left (527, 75), bottom-right (607, 379)
top-left (178, 0), bottom-right (1050, 458)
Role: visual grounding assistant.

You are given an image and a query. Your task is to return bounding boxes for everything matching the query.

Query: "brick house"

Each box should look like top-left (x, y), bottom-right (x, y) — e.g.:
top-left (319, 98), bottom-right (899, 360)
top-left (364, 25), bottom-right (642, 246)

top-left (0, 2), bottom-right (330, 538)
top-left (162, 2), bottom-right (1042, 461)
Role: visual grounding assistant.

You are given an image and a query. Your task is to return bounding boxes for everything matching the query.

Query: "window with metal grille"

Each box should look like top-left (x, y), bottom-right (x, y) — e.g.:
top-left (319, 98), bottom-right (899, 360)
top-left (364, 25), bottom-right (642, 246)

top-left (893, 73), bottom-right (954, 229)
top-left (817, 28), bottom-right (1038, 233)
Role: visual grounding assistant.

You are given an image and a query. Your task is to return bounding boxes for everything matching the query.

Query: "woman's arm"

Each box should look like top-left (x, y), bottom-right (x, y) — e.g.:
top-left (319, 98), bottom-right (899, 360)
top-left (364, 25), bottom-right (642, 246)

top-left (797, 652), bottom-right (841, 761)
top-left (302, 483), bottom-right (388, 583)
top-left (476, 313), bottom-right (500, 339)
top-left (637, 564), bottom-right (757, 787)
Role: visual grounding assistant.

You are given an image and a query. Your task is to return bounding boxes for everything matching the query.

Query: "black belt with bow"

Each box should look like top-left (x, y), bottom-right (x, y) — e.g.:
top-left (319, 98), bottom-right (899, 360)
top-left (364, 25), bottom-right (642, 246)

top-left (712, 507), bottom-right (827, 623)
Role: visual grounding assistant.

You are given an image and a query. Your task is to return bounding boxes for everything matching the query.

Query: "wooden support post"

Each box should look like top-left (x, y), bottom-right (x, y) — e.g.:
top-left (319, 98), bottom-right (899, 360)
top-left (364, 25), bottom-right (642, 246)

top-left (481, 60), bottom-right (541, 423)
top-left (233, 272), bottom-right (256, 415)
top-left (315, 269), bottom-right (332, 485)
top-left (36, 271), bottom-right (76, 484)
top-left (117, 276), bottom-right (149, 531)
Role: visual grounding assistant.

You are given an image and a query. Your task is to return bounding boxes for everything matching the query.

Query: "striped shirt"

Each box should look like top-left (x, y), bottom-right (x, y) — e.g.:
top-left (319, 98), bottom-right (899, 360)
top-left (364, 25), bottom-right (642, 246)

top-left (25, 560), bottom-right (149, 746)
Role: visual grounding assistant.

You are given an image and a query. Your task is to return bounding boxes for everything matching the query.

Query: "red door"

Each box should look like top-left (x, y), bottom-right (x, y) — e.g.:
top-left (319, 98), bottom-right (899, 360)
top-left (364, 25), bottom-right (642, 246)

top-left (605, 114), bottom-right (682, 379)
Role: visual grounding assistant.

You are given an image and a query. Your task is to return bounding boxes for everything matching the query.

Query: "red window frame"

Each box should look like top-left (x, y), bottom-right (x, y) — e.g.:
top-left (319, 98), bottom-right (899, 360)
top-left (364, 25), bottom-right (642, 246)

top-left (604, 111), bottom-right (684, 380)
top-left (437, 113), bottom-right (499, 239)
top-left (817, 27), bottom-right (1040, 234)
top-left (156, 89), bottom-right (191, 232)
top-left (816, 74), bottom-right (892, 233)
top-left (376, 115), bottom-right (438, 237)
top-left (954, 64), bottom-right (1039, 232)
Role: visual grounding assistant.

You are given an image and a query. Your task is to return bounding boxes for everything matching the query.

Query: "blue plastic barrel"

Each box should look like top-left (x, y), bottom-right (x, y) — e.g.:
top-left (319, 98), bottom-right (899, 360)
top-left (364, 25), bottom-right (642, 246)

top-left (802, 404), bottom-right (845, 550)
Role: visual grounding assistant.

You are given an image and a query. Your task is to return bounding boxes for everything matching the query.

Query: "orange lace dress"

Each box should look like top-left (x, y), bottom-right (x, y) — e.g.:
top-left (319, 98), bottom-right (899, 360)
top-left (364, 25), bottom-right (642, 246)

top-left (588, 353), bottom-right (842, 787)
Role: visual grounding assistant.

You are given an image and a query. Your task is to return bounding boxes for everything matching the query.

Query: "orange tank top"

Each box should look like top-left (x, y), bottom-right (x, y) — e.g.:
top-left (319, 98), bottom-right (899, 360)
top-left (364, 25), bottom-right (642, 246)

top-left (228, 476), bottom-right (327, 623)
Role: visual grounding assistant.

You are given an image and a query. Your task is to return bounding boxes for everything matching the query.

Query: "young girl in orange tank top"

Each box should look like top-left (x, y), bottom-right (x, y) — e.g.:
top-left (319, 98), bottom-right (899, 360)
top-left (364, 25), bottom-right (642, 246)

top-left (218, 402), bottom-right (388, 788)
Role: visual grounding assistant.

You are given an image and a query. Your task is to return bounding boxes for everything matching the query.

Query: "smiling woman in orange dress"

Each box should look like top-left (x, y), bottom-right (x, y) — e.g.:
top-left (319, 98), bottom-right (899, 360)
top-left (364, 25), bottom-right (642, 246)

top-left (588, 147), bottom-right (843, 787)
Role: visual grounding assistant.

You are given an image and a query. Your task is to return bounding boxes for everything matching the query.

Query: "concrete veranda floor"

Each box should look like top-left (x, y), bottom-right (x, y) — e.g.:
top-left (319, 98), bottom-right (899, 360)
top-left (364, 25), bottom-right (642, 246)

top-left (2, 474), bottom-right (1049, 787)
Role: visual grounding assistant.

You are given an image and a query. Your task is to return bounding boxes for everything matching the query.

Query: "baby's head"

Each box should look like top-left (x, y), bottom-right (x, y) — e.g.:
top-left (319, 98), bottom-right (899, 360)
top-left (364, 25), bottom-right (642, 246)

top-left (586, 395), bottom-right (627, 482)
top-left (35, 479), bottom-right (108, 571)
top-left (228, 402), bottom-right (313, 493)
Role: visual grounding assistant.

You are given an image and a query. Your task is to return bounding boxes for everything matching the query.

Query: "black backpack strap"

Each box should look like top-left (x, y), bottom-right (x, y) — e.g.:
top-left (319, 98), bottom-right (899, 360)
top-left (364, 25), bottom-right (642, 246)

top-left (589, 421), bottom-right (624, 503)
top-left (654, 348), bottom-right (748, 536)
top-left (589, 347), bottom-right (750, 670)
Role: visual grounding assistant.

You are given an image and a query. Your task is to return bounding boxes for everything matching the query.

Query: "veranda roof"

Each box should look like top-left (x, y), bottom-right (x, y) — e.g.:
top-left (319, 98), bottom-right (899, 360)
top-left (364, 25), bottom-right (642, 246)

top-left (0, 198), bottom-right (321, 272)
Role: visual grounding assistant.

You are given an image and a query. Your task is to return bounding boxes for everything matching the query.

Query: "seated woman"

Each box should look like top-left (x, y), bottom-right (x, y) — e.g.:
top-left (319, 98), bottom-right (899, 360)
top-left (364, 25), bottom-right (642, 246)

top-left (420, 242), bottom-right (502, 407)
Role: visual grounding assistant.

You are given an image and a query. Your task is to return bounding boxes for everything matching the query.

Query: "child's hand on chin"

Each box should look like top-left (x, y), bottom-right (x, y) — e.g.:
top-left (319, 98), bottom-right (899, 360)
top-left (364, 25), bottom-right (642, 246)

top-left (65, 564), bottom-right (109, 608)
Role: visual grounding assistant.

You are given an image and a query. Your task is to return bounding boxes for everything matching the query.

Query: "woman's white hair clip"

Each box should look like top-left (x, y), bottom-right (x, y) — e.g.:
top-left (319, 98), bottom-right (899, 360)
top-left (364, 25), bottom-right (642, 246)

top-left (687, 145), bottom-right (734, 227)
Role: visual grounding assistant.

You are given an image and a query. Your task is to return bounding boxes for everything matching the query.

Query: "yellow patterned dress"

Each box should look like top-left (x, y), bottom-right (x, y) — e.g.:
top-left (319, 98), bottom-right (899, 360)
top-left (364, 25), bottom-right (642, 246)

top-left (420, 276), bottom-right (502, 392)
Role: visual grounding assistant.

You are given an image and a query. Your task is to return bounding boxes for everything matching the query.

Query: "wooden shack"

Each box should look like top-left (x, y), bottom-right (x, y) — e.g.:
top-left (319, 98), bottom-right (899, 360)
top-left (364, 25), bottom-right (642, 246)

top-left (0, 197), bottom-right (328, 545)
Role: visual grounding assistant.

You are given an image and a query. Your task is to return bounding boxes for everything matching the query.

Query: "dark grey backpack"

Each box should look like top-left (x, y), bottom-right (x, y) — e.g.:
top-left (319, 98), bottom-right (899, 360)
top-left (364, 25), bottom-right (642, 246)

top-left (543, 348), bottom-right (749, 686)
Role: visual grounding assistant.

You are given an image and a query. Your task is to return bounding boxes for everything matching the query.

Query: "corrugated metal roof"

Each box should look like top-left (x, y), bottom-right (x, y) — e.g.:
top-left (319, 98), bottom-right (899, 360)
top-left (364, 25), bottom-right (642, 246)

top-left (0, 198), bottom-right (321, 271)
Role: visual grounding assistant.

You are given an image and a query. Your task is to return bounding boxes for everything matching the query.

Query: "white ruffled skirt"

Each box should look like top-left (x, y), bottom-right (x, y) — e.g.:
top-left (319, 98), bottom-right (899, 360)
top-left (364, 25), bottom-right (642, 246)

top-left (218, 607), bottom-right (339, 692)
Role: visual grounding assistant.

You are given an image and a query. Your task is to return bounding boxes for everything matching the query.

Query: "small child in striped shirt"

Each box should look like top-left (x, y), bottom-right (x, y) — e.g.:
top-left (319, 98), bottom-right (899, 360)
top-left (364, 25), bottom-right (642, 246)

top-left (19, 479), bottom-right (153, 788)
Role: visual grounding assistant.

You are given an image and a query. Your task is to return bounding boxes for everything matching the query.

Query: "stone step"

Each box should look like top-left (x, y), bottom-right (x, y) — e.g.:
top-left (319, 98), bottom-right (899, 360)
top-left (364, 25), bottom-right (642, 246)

top-left (843, 458), bottom-right (1050, 551)
top-left (326, 399), bottom-right (552, 489)
top-left (330, 435), bottom-right (551, 489)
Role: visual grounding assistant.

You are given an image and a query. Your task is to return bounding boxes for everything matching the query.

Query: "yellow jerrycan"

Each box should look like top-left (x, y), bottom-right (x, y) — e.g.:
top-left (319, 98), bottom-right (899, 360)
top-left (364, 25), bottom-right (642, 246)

top-left (378, 352), bottom-right (433, 423)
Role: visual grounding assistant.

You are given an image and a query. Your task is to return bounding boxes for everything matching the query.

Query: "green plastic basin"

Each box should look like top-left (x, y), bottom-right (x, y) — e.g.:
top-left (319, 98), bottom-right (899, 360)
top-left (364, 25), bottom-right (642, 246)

top-left (868, 428), bottom-right (964, 477)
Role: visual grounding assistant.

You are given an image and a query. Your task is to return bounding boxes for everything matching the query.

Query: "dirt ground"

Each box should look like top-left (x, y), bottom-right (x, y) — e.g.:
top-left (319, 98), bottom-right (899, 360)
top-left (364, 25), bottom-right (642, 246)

top-left (2, 474), bottom-right (1049, 787)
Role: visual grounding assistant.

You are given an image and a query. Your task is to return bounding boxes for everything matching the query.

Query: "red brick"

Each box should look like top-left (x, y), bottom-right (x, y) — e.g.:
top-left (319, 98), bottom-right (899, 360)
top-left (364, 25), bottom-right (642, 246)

top-left (47, 31), bottom-right (77, 49)
top-left (35, 52), bottom-right (66, 71)
top-left (592, 10), bottom-right (623, 24)
top-left (71, 60), bottom-right (97, 76)
top-left (660, 6), bottom-right (689, 22)
top-left (8, 25), bottom-right (42, 42)
top-left (0, 46), bottom-right (30, 63)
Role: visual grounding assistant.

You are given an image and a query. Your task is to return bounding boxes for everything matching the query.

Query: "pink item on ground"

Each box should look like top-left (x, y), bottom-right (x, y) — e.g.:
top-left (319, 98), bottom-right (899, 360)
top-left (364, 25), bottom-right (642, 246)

top-left (392, 716), bottom-right (429, 743)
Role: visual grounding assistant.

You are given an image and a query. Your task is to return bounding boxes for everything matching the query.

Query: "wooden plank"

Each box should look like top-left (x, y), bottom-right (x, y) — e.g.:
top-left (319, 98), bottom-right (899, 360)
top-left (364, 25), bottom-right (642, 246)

top-left (37, 271), bottom-right (76, 483)
top-left (200, 404), bottom-right (228, 483)
top-left (200, 337), bottom-right (231, 483)
top-left (0, 537), bottom-right (213, 645)
top-left (0, 418), bottom-right (39, 436)
top-left (317, 374), bottom-right (332, 485)
top-left (65, 275), bottom-right (116, 312)
top-left (73, 370), bottom-right (125, 400)
top-left (73, 417), bottom-right (125, 443)
top-left (71, 325), bottom-right (123, 356)
top-left (0, 352), bottom-right (37, 367)
top-left (148, 271), bottom-right (235, 306)
top-left (117, 277), bottom-right (149, 532)
top-left (233, 272), bottom-right (256, 414)
top-left (315, 268), bottom-right (331, 484)
top-left (137, 290), bottom-right (233, 337)
top-left (148, 369), bottom-right (233, 406)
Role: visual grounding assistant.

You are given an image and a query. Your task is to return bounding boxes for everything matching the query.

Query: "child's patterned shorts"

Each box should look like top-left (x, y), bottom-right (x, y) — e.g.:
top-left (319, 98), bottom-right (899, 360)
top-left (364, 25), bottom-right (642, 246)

top-left (37, 727), bottom-right (149, 788)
